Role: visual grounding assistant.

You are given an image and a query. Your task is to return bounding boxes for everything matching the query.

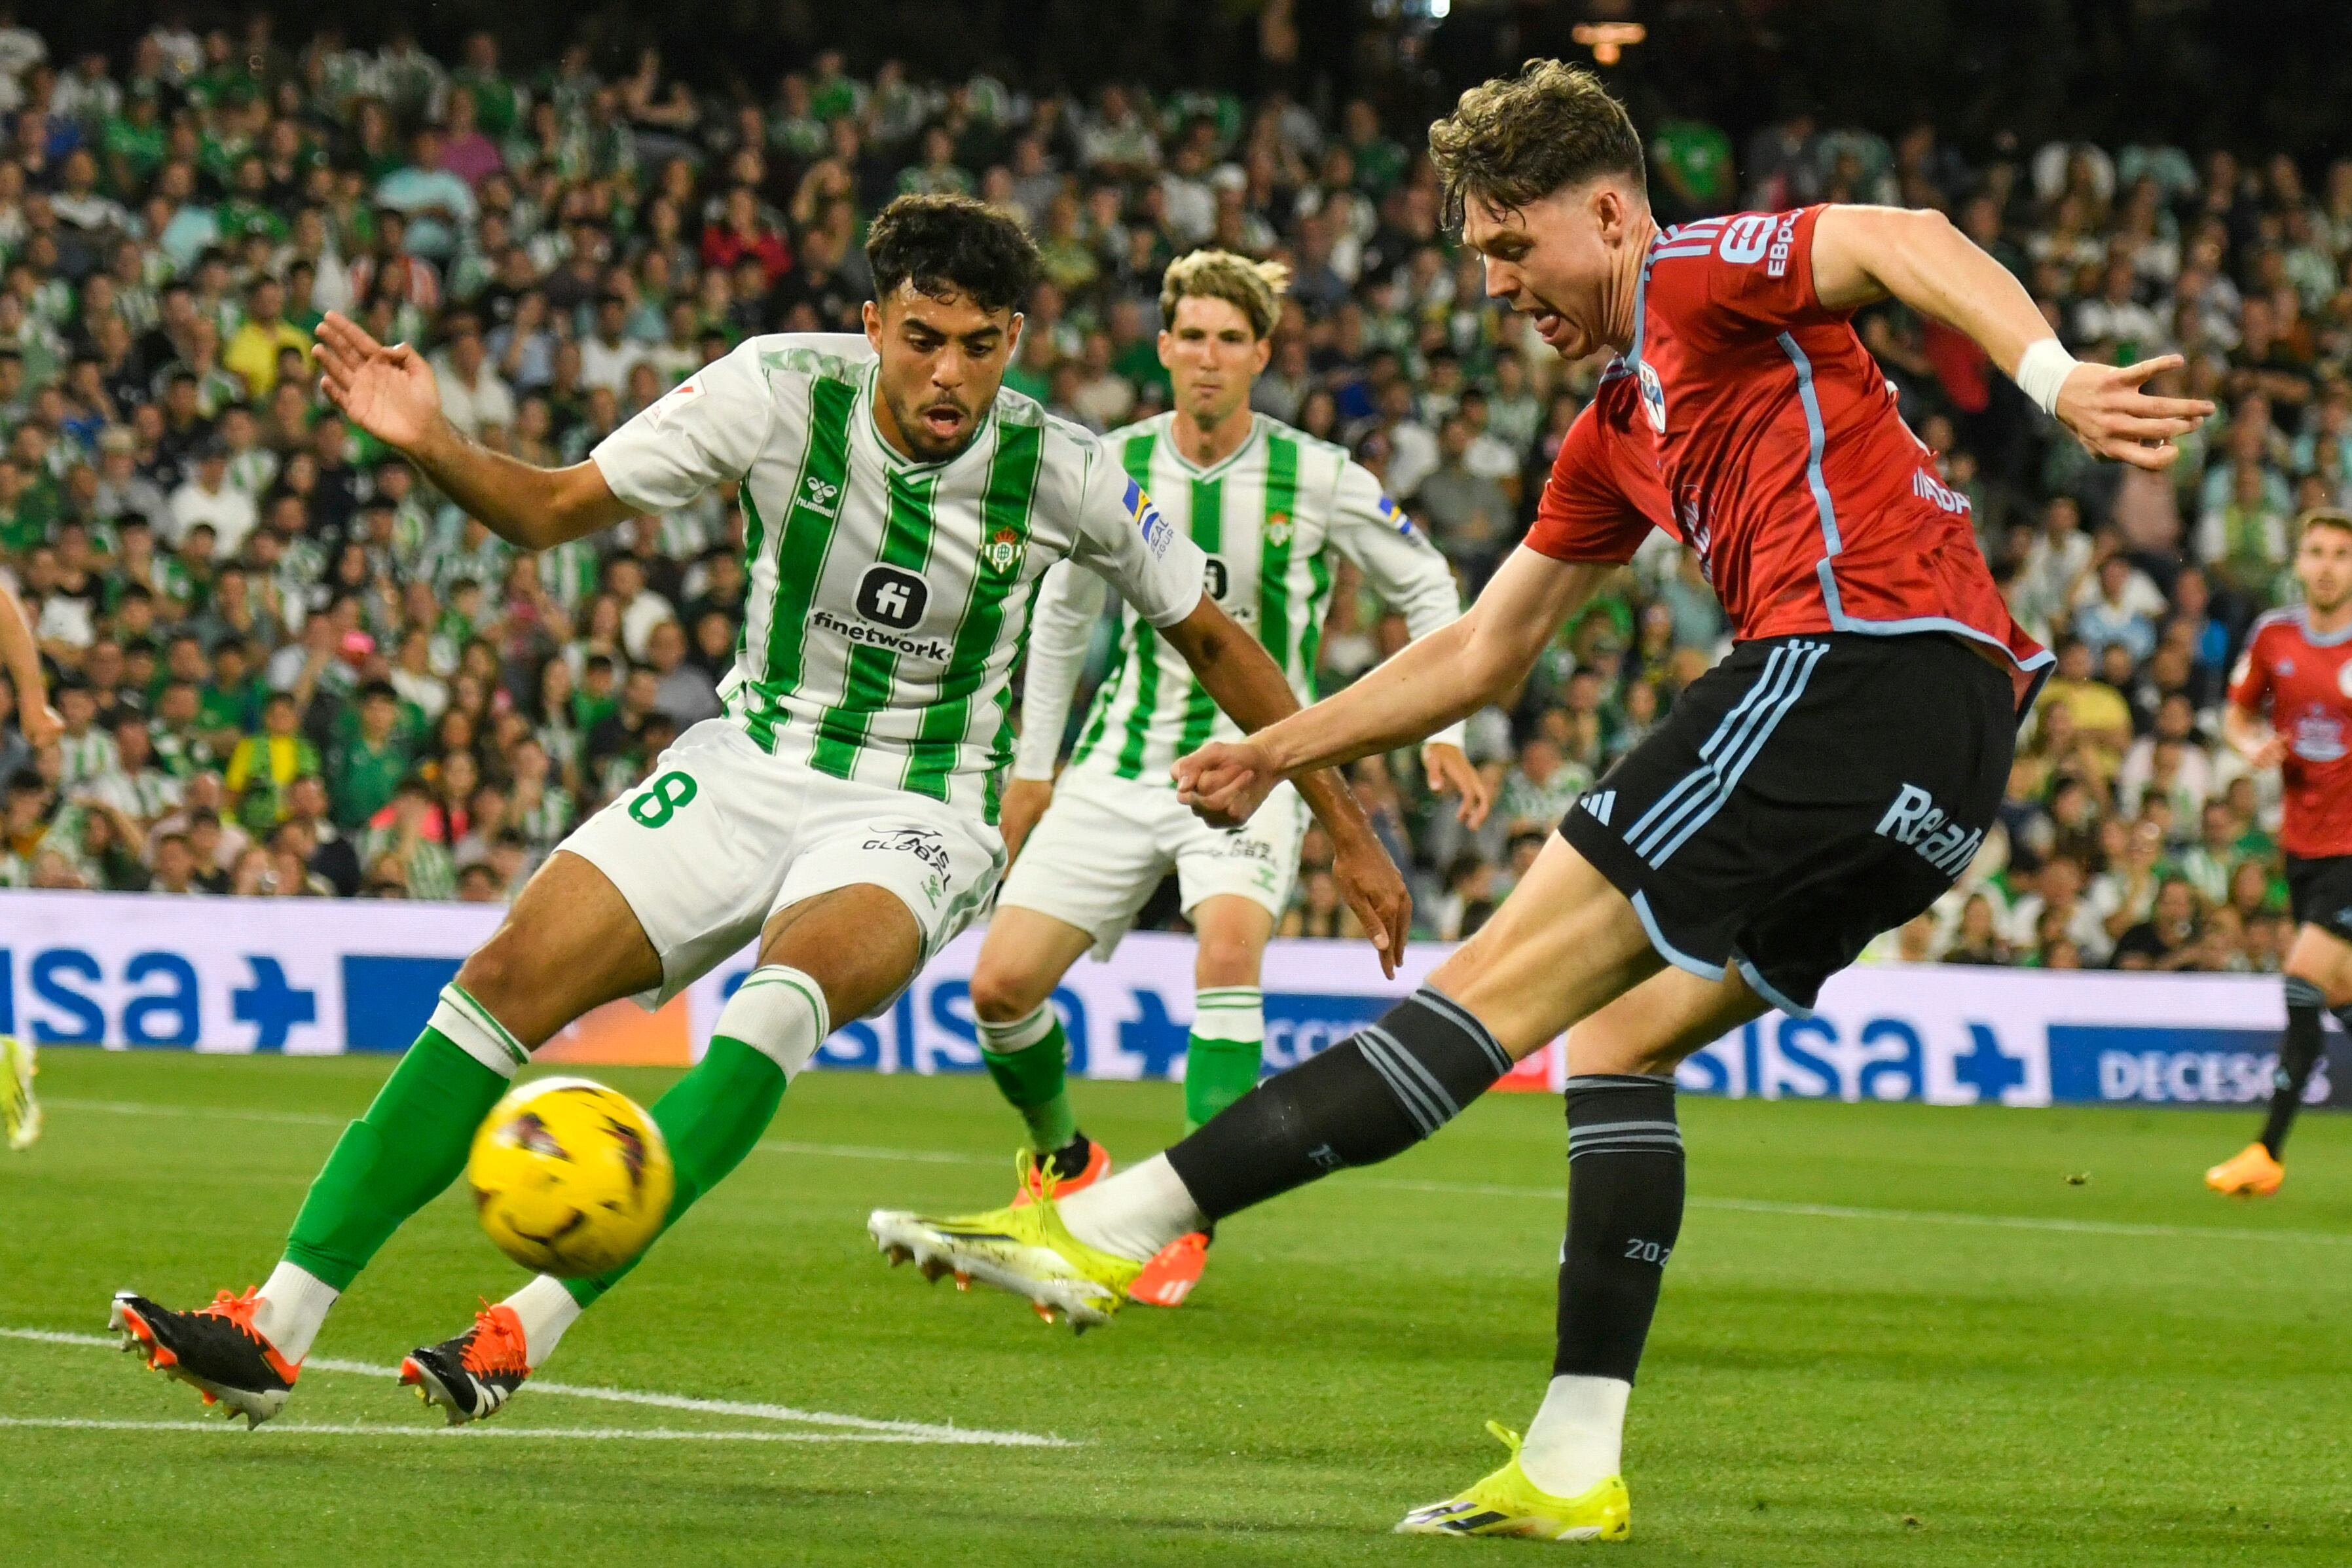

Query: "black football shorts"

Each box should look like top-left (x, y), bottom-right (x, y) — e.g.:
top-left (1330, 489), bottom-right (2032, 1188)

top-left (1560, 631), bottom-right (2019, 1013)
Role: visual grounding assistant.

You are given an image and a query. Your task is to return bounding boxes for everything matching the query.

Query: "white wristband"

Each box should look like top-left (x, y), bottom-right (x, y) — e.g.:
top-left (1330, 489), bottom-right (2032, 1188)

top-left (2013, 338), bottom-right (2078, 418)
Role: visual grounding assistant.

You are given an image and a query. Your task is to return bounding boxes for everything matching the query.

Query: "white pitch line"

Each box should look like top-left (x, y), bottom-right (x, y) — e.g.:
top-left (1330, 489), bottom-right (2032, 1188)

top-left (0, 1416), bottom-right (951, 1444)
top-left (50, 1095), bottom-right (2352, 1249)
top-left (1, 1328), bottom-right (1071, 1447)
top-left (1350, 1178), bottom-right (2352, 1247)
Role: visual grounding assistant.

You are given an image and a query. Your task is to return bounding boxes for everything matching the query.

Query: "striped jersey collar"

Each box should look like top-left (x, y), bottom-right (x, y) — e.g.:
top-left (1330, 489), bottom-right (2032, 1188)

top-left (1158, 412), bottom-right (1266, 480)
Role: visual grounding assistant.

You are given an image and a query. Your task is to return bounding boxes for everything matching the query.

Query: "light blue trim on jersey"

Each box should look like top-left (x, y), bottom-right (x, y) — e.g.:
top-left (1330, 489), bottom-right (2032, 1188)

top-left (1638, 639), bottom-right (1828, 869)
top-left (1631, 890), bottom-right (1726, 985)
top-left (1775, 331), bottom-right (2057, 714)
top-left (2281, 606), bottom-right (2352, 647)
top-left (1734, 954), bottom-right (1814, 1020)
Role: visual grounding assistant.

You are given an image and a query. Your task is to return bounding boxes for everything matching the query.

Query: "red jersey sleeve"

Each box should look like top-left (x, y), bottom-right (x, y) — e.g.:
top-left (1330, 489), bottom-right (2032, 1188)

top-left (2228, 625), bottom-right (2274, 714)
top-left (1524, 397), bottom-right (1653, 564)
top-left (1651, 206), bottom-right (1841, 348)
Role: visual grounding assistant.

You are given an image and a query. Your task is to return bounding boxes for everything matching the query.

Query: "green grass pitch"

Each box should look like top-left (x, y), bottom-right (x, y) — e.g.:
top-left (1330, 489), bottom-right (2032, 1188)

top-left (4, 1048), bottom-right (2350, 1566)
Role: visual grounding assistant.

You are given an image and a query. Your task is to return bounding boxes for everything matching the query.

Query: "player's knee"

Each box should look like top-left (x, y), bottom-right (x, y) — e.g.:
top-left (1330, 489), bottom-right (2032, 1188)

top-left (454, 934), bottom-right (535, 1028)
top-left (968, 962), bottom-right (1050, 1025)
top-left (1192, 931), bottom-right (1262, 989)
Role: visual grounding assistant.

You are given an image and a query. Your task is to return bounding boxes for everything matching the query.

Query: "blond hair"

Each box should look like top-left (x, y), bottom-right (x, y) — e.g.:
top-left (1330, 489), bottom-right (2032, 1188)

top-left (1158, 249), bottom-right (1290, 340)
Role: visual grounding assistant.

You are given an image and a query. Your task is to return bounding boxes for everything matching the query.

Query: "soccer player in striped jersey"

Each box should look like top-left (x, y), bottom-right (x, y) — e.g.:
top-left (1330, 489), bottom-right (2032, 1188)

top-left (109, 196), bottom-right (1409, 1430)
top-left (870, 65), bottom-right (2210, 1541)
top-left (960, 251), bottom-right (1490, 1307)
top-left (2207, 511), bottom-right (2352, 1197)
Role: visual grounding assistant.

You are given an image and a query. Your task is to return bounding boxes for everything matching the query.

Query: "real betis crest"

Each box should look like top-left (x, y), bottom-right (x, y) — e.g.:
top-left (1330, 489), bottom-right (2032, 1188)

top-left (1264, 510), bottom-right (1294, 547)
top-left (983, 524), bottom-right (1025, 575)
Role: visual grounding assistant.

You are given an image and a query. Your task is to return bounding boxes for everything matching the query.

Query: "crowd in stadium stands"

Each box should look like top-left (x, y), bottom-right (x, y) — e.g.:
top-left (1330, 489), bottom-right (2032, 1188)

top-left (0, 18), bottom-right (2343, 974)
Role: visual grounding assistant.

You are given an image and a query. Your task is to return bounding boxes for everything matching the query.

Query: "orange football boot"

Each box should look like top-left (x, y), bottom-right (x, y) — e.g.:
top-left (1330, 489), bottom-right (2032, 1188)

top-left (1010, 1135), bottom-right (1111, 1207)
top-left (2205, 1142), bottom-right (2285, 1197)
top-left (1128, 1230), bottom-right (1211, 1307)
top-left (401, 1302), bottom-right (533, 1425)
top-left (111, 1286), bottom-right (300, 1427)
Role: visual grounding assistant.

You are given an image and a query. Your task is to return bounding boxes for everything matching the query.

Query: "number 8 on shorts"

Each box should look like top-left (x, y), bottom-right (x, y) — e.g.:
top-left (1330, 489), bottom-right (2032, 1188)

top-left (629, 770), bottom-right (699, 828)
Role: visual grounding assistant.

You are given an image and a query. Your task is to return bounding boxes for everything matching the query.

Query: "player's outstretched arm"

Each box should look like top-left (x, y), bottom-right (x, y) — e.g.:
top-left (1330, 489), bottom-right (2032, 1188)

top-left (1809, 206), bottom-right (2216, 471)
top-left (2222, 700), bottom-right (2288, 771)
top-left (1158, 594), bottom-right (1412, 975)
top-left (1175, 549), bottom-right (1609, 823)
top-left (314, 311), bottom-right (630, 550)
top-left (0, 576), bottom-right (59, 746)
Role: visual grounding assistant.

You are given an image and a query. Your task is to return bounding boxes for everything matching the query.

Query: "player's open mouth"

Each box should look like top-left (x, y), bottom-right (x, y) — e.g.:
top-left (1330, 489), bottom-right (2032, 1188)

top-left (921, 405), bottom-right (965, 438)
top-left (1533, 311), bottom-right (1573, 349)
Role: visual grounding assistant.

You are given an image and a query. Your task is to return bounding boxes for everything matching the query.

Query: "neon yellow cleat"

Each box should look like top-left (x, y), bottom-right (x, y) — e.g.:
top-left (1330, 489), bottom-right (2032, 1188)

top-left (868, 1156), bottom-right (1144, 1332)
top-left (1395, 1422), bottom-right (1632, 1542)
top-left (1, 1035), bottom-right (39, 1152)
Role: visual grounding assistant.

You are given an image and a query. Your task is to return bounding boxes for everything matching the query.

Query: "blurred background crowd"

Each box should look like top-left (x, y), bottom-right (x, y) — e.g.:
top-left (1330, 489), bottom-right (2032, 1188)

top-left (1, 3), bottom-right (2348, 974)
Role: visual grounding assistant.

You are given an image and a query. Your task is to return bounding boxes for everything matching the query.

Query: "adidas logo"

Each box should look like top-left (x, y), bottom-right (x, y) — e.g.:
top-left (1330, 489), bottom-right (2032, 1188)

top-left (1581, 790), bottom-right (1616, 826)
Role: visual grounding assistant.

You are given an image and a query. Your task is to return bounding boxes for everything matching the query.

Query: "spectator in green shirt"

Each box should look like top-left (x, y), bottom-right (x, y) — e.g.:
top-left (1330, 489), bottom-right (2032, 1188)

top-left (195, 641), bottom-right (266, 757)
top-left (329, 682), bottom-right (416, 832)
top-left (1340, 100), bottom-right (1406, 196)
top-left (1651, 115), bottom-right (1736, 223)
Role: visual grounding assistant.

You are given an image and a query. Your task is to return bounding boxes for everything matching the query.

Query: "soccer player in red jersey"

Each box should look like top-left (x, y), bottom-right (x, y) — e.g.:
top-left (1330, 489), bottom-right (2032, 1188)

top-left (2207, 511), bottom-right (2352, 1197)
top-left (870, 63), bottom-right (2213, 1538)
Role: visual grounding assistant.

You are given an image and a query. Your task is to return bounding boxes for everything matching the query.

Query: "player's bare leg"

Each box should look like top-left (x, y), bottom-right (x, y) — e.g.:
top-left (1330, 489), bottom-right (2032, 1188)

top-left (968, 907), bottom-right (1105, 1197)
top-left (2211, 922), bottom-right (2352, 1196)
top-left (410, 881), bottom-right (925, 1422)
top-left (114, 851), bottom-right (663, 1425)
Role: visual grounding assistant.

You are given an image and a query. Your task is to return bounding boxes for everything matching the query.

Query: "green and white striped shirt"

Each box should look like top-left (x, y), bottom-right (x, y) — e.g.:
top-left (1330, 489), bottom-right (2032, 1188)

top-left (1014, 412), bottom-right (1466, 788)
top-left (589, 334), bottom-right (1204, 824)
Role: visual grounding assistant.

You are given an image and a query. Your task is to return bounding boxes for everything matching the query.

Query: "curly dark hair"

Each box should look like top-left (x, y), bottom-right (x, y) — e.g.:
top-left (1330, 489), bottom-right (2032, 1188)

top-left (864, 194), bottom-right (1041, 316)
top-left (1427, 59), bottom-right (1645, 232)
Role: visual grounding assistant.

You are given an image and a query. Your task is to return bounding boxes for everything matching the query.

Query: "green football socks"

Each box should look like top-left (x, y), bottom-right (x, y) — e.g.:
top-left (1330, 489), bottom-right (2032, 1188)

top-left (563, 965), bottom-right (828, 1309)
top-left (979, 1004), bottom-right (1078, 1153)
top-left (281, 986), bottom-right (522, 1290)
top-left (1185, 985), bottom-right (1265, 1135)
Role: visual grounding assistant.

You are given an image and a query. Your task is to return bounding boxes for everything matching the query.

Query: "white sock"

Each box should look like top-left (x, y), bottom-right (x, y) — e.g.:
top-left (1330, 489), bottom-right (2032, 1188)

top-left (1056, 1154), bottom-right (1207, 1262)
top-left (252, 1261), bottom-right (339, 1362)
top-left (1190, 986), bottom-right (1265, 1044)
top-left (1518, 1374), bottom-right (1631, 1497)
top-left (976, 1001), bottom-right (1057, 1053)
top-left (718, 965), bottom-right (830, 1078)
top-left (503, 1274), bottom-right (585, 1367)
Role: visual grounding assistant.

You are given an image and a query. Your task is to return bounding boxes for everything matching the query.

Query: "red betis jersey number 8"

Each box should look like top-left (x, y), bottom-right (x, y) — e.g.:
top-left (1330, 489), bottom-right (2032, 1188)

top-left (2230, 607), bottom-right (2352, 858)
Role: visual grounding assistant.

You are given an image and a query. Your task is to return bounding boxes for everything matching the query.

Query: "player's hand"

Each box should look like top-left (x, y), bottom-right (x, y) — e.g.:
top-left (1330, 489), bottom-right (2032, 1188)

top-left (18, 702), bottom-right (62, 748)
top-left (1333, 829), bottom-right (1412, 979)
top-left (315, 310), bottom-right (443, 452)
top-left (2245, 733), bottom-right (2290, 771)
top-left (2053, 354), bottom-right (2215, 472)
top-left (1422, 742), bottom-right (1492, 830)
top-left (1173, 738), bottom-right (1278, 828)
top-left (999, 778), bottom-right (1054, 864)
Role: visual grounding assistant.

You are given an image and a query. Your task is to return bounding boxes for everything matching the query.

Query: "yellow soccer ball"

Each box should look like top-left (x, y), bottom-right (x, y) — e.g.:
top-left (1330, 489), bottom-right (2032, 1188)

top-left (467, 1077), bottom-right (674, 1277)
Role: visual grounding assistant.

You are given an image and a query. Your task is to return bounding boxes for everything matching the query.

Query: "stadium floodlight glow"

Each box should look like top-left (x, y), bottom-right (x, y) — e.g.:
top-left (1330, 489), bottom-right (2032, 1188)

top-left (1429, 0), bottom-right (1450, 18)
top-left (1572, 22), bottom-right (1647, 64)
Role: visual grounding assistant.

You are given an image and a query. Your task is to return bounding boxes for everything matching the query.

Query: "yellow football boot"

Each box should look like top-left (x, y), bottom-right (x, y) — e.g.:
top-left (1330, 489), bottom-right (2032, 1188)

top-left (868, 1153), bottom-right (1145, 1331)
top-left (1395, 1422), bottom-right (1632, 1543)
top-left (1, 1034), bottom-right (39, 1152)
